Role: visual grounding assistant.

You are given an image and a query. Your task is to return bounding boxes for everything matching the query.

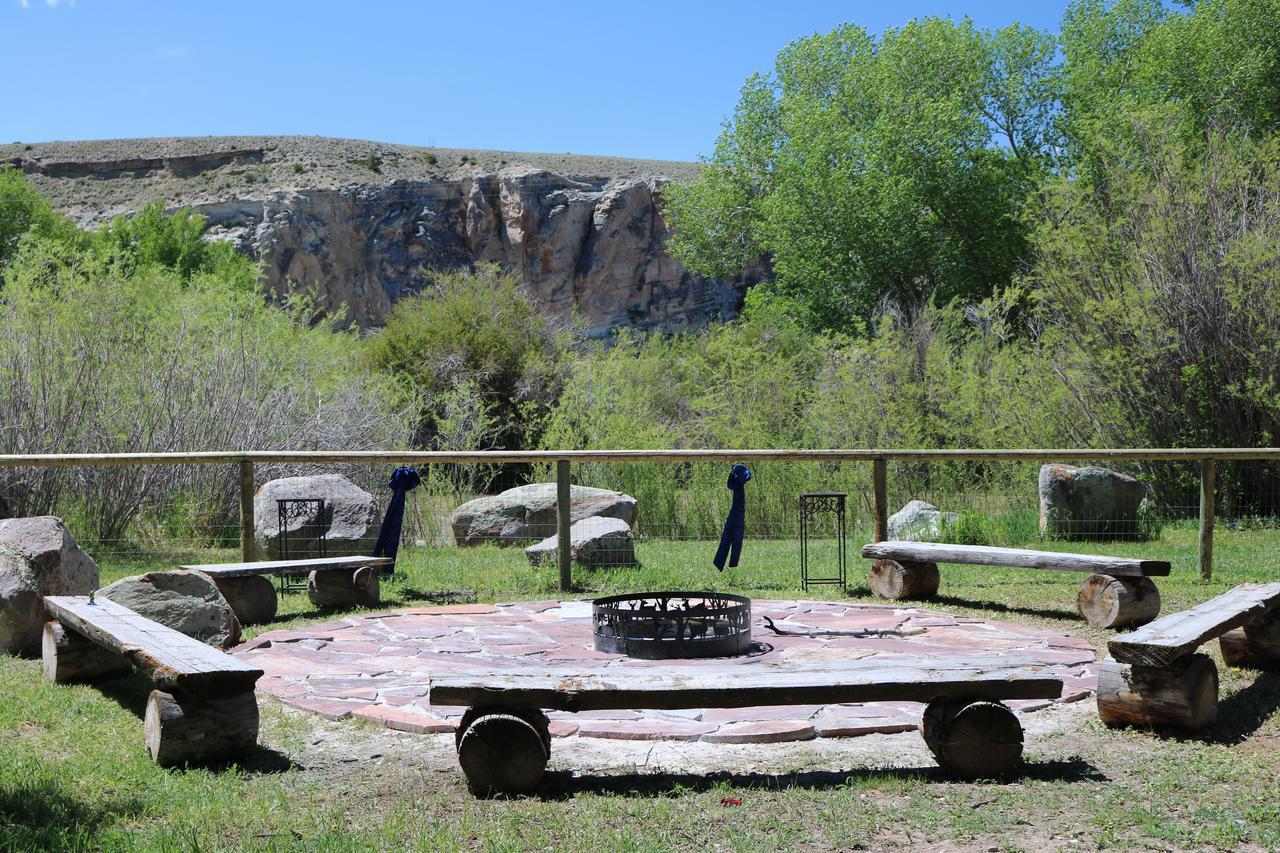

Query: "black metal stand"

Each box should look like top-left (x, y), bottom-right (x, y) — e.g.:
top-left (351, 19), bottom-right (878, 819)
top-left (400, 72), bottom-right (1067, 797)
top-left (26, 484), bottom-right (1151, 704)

top-left (277, 498), bottom-right (326, 594)
top-left (800, 492), bottom-right (847, 591)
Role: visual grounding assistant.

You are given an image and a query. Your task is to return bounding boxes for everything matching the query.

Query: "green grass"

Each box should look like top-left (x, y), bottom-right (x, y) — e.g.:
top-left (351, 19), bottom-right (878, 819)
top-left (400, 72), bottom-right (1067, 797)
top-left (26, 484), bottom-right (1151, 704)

top-left (2, 522), bottom-right (1279, 850)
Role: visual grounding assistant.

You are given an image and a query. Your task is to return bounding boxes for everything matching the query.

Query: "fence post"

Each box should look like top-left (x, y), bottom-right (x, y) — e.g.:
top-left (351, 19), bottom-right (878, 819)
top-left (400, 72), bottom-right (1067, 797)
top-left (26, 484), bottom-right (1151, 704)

top-left (1199, 458), bottom-right (1215, 581)
top-left (239, 460), bottom-right (255, 561)
top-left (557, 459), bottom-right (572, 592)
top-left (872, 458), bottom-right (888, 542)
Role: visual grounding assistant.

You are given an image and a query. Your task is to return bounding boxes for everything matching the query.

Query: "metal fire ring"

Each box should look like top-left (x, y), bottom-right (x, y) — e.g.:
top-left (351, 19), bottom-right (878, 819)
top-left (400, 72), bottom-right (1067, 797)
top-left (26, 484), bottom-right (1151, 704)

top-left (592, 591), bottom-right (752, 659)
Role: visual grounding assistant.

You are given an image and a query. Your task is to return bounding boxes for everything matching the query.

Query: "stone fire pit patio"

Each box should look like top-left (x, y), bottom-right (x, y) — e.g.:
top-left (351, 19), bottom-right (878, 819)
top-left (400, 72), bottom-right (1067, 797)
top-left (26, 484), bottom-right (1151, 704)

top-left (234, 600), bottom-right (1099, 744)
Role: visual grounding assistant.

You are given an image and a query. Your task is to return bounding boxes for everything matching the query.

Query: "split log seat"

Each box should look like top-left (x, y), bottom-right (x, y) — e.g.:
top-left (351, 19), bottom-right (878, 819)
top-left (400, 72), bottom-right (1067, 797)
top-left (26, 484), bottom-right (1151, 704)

top-left (180, 555), bottom-right (393, 624)
top-left (860, 541), bottom-right (1171, 628)
top-left (429, 657), bottom-right (1064, 795)
top-left (43, 595), bottom-right (265, 766)
top-left (1098, 582), bottom-right (1280, 729)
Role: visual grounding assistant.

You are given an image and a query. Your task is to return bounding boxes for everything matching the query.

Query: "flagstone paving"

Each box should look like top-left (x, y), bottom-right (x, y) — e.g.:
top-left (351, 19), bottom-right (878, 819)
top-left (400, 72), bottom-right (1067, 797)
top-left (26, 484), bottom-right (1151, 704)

top-left (234, 600), bottom-right (1099, 744)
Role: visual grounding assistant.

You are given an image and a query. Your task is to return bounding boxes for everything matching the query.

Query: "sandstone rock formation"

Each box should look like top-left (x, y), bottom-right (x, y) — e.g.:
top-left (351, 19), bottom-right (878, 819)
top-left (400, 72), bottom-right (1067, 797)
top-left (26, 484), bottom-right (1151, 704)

top-left (1039, 464), bottom-right (1147, 539)
top-left (451, 483), bottom-right (637, 546)
top-left (887, 500), bottom-right (958, 542)
top-left (253, 474), bottom-right (379, 559)
top-left (99, 570), bottom-right (240, 648)
top-left (0, 516), bottom-right (99, 655)
top-left (525, 516), bottom-right (636, 567)
top-left (3, 137), bottom-right (763, 337)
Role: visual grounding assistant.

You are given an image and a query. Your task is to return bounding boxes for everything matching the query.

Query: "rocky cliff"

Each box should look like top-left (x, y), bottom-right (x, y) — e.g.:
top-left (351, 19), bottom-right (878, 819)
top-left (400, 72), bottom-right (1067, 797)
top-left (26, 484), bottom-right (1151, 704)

top-left (2, 136), bottom-right (758, 336)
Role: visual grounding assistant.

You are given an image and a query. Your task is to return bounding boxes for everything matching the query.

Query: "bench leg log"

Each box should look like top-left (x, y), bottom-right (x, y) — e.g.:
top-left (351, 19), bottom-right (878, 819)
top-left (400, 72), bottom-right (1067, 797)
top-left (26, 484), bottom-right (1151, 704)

top-left (1076, 574), bottom-right (1161, 629)
top-left (209, 575), bottom-right (278, 626)
top-left (307, 566), bottom-right (380, 609)
top-left (920, 698), bottom-right (1024, 779)
top-left (1219, 613), bottom-right (1280, 669)
top-left (41, 621), bottom-right (131, 684)
top-left (1097, 653), bottom-right (1218, 729)
top-left (869, 559), bottom-right (940, 601)
top-left (456, 706), bottom-right (550, 796)
top-left (145, 689), bottom-right (259, 766)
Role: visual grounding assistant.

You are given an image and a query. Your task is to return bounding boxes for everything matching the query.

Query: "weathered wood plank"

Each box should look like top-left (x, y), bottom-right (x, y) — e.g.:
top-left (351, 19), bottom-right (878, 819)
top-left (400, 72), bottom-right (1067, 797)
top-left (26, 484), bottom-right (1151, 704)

top-left (44, 596), bottom-right (262, 695)
top-left (860, 541), bottom-right (1171, 577)
top-left (429, 657), bottom-right (1064, 711)
top-left (180, 556), bottom-right (393, 578)
top-left (1108, 583), bottom-right (1280, 667)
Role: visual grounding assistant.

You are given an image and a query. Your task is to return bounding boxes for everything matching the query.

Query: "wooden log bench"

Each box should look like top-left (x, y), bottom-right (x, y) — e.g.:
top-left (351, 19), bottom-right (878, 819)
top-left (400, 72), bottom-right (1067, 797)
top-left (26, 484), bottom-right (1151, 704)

top-left (180, 555), bottom-right (393, 624)
top-left (1098, 582), bottom-right (1280, 729)
top-left (429, 657), bottom-right (1064, 795)
top-left (860, 541), bottom-right (1171, 628)
top-left (43, 595), bottom-right (265, 766)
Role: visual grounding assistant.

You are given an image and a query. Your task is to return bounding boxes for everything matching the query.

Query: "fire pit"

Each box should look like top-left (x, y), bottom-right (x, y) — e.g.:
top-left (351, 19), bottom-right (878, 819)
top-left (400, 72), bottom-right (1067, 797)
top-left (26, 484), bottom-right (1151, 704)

top-left (592, 591), bottom-right (752, 659)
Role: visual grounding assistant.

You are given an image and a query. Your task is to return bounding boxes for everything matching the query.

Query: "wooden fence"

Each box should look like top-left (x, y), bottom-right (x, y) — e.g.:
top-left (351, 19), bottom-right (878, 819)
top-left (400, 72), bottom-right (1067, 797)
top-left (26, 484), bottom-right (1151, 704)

top-left (3, 448), bottom-right (1277, 590)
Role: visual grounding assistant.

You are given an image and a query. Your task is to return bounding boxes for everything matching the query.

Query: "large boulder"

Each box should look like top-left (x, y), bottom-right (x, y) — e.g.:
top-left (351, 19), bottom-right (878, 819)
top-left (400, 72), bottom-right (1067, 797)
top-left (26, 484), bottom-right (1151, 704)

top-left (1039, 464), bottom-right (1147, 539)
top-left (253, 474), bottom-right (378, 559)
top-left (99, 571), bottom-right (241, 648)
top-left (451, 483), bottom-right (637, 546)
top-left (0, 516), bottom-right (99, 655)
top-left (887, 500), bottom-right (957, 542)
top-left (525, 516), bottom-right (636, 568)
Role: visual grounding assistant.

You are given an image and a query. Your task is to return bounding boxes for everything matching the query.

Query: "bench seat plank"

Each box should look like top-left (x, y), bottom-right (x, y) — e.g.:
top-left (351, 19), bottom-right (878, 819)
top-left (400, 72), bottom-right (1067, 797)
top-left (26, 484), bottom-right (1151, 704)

top-left (44, 596), bottom-right (262, 695)
top-left (861, 541), bottom-right (1170, 578)
top-left (430, 657), bottom-right (1064, 712)
top-left (180, 555), bottom-right (392, 578)
top-left (1108, 582), bottom-right (1280, 667)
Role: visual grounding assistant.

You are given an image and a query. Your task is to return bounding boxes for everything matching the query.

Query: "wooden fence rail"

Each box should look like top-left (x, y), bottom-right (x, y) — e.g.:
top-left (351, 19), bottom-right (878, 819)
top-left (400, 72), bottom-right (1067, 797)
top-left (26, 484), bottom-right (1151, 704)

top-left (2, 447), bottom-right (1275, 589)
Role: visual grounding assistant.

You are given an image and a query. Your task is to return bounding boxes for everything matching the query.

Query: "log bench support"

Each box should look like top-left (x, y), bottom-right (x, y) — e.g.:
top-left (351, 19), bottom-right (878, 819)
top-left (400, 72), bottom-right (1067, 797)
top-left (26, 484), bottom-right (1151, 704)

top-left (307, 566), bottom-right (380, 609)
top-left (455, 706), bottom-right (552, 796)
top-left (861, 541), bottom-right (1171, 628)
top-left (210, 575), bottom-right (278, 625)
top-left (1099, 582), bottom-right (1280, 730)
top-left (41, 595), bottom-right (264, 767)
top-left (921, 698), bottom-right (1024, 779)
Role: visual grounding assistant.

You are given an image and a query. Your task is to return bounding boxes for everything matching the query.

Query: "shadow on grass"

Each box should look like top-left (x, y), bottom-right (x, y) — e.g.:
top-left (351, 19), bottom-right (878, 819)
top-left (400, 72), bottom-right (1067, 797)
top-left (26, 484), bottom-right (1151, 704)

top-left (0, 777), bottom-right (145, 849)
top-left (400, 587), bottom-right (479, 605)
top-left (926, 593), bottom-right (1082, 623)
top-left (526, 757), bottom-right (1103, 799)
top-left (1171, 671), bottom-right (1280, 745)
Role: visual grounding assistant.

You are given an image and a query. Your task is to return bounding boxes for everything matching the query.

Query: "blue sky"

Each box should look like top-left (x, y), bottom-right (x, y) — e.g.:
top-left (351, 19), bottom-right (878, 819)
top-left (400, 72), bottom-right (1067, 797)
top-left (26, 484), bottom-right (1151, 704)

top-left (3, 0), bottom-right (1069, 162)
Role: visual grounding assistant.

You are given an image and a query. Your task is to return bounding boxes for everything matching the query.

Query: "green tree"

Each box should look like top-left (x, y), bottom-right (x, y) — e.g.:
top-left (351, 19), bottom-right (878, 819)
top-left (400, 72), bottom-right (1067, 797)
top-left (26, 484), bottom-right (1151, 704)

top-left (665, 18), bottom-right (1058, 332)
top-left (0, 167), bottom-right (80, 273)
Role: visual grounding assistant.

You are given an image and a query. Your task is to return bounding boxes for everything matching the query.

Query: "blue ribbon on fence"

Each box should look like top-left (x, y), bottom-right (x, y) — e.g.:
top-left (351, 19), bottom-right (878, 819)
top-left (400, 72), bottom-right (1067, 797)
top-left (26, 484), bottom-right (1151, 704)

top-left (713, 463), bottom-right (752, 571)
top-left (374, 466), bottom-right (422, 572)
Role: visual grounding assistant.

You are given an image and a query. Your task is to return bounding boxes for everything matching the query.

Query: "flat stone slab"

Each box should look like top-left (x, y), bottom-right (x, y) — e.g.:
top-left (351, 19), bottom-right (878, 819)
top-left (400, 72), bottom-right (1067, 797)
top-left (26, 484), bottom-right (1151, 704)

top-left (234, 599), bottom-right (1099, 745)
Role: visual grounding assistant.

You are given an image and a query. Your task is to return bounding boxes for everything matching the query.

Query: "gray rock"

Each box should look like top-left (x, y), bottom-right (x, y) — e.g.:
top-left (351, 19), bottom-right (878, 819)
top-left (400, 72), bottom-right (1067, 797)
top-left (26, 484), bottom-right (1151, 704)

top-left (887, 500), bottom-right (957, 542)
top-left (525, 516), bottom-right (636, 568)
top-left (253, 474), bottom-right (378, 559)
top-left (1039, 464), bottom-right (1147, 539)
top-left (99, 570), bottom-right (241, 648)
top-left (0, 516), bottom-right (99, 655)
top-left (452, 483), bottom-right (637, 546)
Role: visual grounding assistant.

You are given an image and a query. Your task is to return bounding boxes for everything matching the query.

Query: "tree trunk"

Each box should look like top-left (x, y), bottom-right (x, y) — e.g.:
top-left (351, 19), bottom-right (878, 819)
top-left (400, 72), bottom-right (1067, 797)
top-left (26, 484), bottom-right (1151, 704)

top-left (307, 566), bottom-right (380, 609)
top-left (41, 621), bottom-right (131, 684)
top-left (920, 699), bottom-right (1023, 779)
top-left (456, 708), bottom-right (550, 796)
top-left (1219, 614), bottom-right (1280, 670)
top-left (1076, 575), bottom-right (1161, 629)
top-left (1097, 653), bottom-right (1218, 729)
top-left (869, 559), bottom-right (939, 600)
top-left (144, 689), bottom-right (259, 767)
top-left (210, 575), bottom-right (278, 625)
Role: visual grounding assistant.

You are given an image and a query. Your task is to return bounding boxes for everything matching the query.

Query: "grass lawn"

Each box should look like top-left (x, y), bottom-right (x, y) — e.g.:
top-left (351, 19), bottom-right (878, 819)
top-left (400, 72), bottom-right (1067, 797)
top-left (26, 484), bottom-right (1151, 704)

top-left (3, 522), bottom-right (1280, 850)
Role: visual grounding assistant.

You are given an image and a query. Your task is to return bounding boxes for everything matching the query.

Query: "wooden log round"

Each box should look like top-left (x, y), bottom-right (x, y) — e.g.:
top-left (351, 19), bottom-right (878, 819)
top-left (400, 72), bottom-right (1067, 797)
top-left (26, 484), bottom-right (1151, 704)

top-left (1219, 613), bottom-right (1280, 669)
top-left (307, 566), bottom-right (380, 609)
top-left (1076, 574), bottom-right (1161, 629)
top-left (869, 559), bottom-right (940, 601)
top-left (1096, 653), bottom-right (1218, 729)
top-left (144, 689), bottom-right (260, 767)
top-left (41, 621), bottom-right (131, 684)
top-left (456, 708), bottom-right (550, 796)
top-left (920, 699), bottom-right (1024, 779)
top-left (210, 575), bottom-right (278, 625)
